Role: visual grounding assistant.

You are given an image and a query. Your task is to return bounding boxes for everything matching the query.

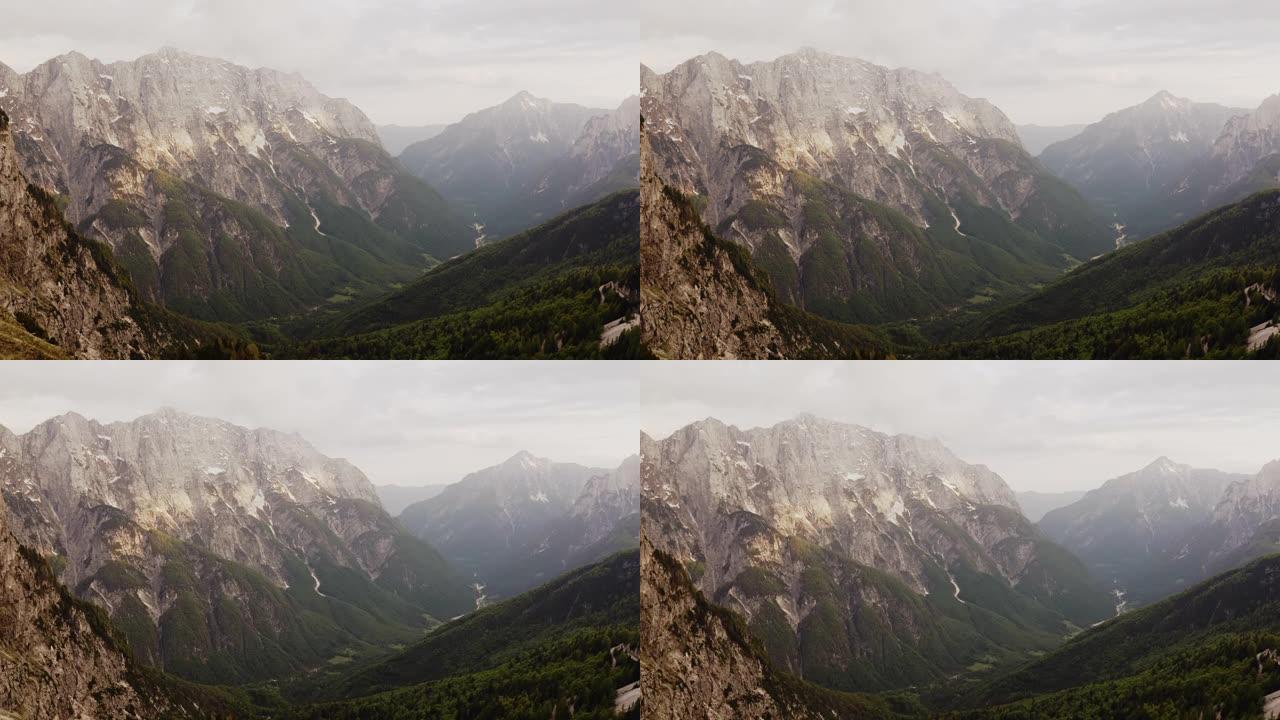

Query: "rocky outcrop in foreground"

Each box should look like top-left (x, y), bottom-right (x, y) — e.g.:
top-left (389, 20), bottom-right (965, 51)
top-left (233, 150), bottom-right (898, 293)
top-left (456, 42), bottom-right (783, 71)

top-left (0, 107), bottom-right (158, 358)
top-left (0, 492), bottom-right (162, 719)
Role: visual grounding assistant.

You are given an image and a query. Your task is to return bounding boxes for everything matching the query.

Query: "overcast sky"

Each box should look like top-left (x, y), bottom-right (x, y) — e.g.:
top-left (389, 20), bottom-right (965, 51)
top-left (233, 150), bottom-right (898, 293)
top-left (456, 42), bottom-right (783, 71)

top-left (636, 362), bottom-right (1280, 493)
top-left (640, 0), bottom-right (1280, 125)
top-left (0, 362), bottom-right (638, 487)
top-left (0, 0), bottom-right (635, 125)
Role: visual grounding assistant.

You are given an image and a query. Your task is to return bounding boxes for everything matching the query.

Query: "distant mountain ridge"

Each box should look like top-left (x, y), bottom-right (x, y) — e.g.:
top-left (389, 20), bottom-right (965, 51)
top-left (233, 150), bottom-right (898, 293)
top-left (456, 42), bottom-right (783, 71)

top-left (377, 123), bottom-right (446, 156)
top-left (400, 92), bottom-right (639, 240)
top-left (1016, 489), bottom-right (1086, 522)
top-left (1039, 90), bottom-right (1249, 240)
top-left (400, 451), bottom-right (639, 598)
top-left (375, 482), bottom-right (450, 516)
top-left (1038, 457), bottom-right (1245, 604)
top-left (1016, 123), bottom-right (1086, 156)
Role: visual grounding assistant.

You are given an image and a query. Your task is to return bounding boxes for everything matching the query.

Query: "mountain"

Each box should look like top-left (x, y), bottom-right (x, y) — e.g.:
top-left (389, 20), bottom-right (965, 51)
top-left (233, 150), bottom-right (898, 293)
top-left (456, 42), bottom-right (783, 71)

top-left (1015, 490), bottom-right (1085, 522)
top-left (1037, 457), bottom-right (1244, 604)
top-left (374, 483), bottom-right (449, 516)
top-left (639, 118), bottom-right (892, 359)
top-left (0, 48), bottom-right (472, 322)
top-left (376, 123), bottom-right (446, 156)
top-left (642, 48), bottom-right (1113, 327)
top-left (282, 550), bottom-right (640, 719)
top-left (950, 552), bottom-right (1280, 718)
top-left (1051, 457), bottom-right (1280, 608)
top-left (935, 188), bottom-right (1280, 358)
top-left (285, 188), bottom-right (642, 359)
top-left (1015, 124), bottom-right (1086, 156)
top-left (1039, 91), bottom-right (1248, 240)
top-left (642, 414), bottom-right (1113, 694)
top-left (0, 408), bottom-right (474, 684)
top-left (399, 452), bottom-right (635, 598)
top-left (399, 92), bottom-right (638, 240)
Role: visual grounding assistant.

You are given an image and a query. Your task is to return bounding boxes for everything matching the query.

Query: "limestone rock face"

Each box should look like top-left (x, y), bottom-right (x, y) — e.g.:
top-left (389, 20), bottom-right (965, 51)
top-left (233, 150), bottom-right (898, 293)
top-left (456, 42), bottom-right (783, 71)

top-left (644, 415), bottom-right (1024, 594)
top-left (1211, 460), bottom-right (1280, 553)
top-left (642, 415), bottom-right (1113, 689)
top-left (640, 533), bottom-right (824, 720)
top-left (571, 454), bottom-right (640, 549)
top-left (642, 49), bottom-right (1113, 326)
top-left (0, 107), bottom-right (159, 358)
top-left (640, 122), bottom-right (788, 359)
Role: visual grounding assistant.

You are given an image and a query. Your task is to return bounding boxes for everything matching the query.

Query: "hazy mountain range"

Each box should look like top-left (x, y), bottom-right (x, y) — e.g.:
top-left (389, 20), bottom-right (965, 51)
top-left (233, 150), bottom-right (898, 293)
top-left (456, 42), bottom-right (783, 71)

top-left (643, 414), bottom-right (1111, 692)
top-left (643, 414), bottom-right (1280, 718)
top-left (0, 407), bottom-right (640, 716)
top-left (0, 48), bottom-right (641, 360)
top-left (641, 48), bottom-right (1280, 359)
top-left (400, 451), bottom-right (639, 598)
top-left (400, 92), bottom-right (640, 241)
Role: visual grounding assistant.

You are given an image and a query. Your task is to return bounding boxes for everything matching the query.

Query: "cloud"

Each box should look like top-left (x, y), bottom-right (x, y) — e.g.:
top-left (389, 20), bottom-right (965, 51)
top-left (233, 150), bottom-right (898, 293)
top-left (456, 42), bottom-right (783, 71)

top-left (0, 0), bottom-right (638, 125)
top-left (638, 0), bottom-right (1280, 124)
top-left (0, 361), bottom-right (639, 487)
top-left (634, 362), bottom-right (1280, 493)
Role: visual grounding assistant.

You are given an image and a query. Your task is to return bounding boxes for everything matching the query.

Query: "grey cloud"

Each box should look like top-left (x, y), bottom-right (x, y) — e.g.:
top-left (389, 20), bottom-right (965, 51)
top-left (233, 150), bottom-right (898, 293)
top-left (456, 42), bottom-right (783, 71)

top-left (639, 0), bottom-right (1280, 124)
top-left (0, 0), bottom-right (637, 125)
top-left (634, 362), bottom-right (1280, 493)
top-left (0, 362), bottom-right (639, 487)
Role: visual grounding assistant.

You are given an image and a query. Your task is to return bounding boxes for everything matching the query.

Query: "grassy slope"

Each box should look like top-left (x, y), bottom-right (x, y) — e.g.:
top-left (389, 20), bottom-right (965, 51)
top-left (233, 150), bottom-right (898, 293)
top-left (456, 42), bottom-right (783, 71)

top-left (275, 190), bottom-right (643, 359)
top-left (930, 190), bottom-right (1280, 358)
top-left (947, 552), bottom-right (1280, 713)
top-left (276, 551), bottom-right (642, 719)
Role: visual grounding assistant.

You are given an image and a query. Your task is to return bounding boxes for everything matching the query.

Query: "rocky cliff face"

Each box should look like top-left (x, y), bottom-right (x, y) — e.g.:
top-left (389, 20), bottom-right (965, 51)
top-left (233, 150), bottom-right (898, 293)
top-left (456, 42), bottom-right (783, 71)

top-left (0, 491), bottom-right (164, 719)
top-left (0, 48), bottom-right (470, 320)
top-left (642, 49), bottom-right (1111, 325)
top-left (640, 533), bottom-right (825, 720)
top-left (1039, 91), bottom-right (1248, 240)
top-left (0, 408), bottom-right (472, 683)
top-left (639, 121), bottom-right (887, 359)
top-left (400, 92), bottom-right (636, 240)
top-left (640, 119), bottom-right (787, 358)
top-left (1039, 457), bottom-right (1244, 590)
top-left (642, 415), bottom-right (1112, 691)
top-left (0, 106), bottom-right (163, 358)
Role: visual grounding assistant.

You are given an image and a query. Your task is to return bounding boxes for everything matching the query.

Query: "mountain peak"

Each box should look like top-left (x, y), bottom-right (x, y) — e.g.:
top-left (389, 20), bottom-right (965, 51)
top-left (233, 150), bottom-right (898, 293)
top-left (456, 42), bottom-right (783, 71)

top-left (1143, 90), bottom-right (1187, 110)
top-left (1144, 456), bottom-right (1183, 473)
top-left (502, 449), bottom-right (542, 468)
top-left (502, 90), bottom-right (543, 110)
